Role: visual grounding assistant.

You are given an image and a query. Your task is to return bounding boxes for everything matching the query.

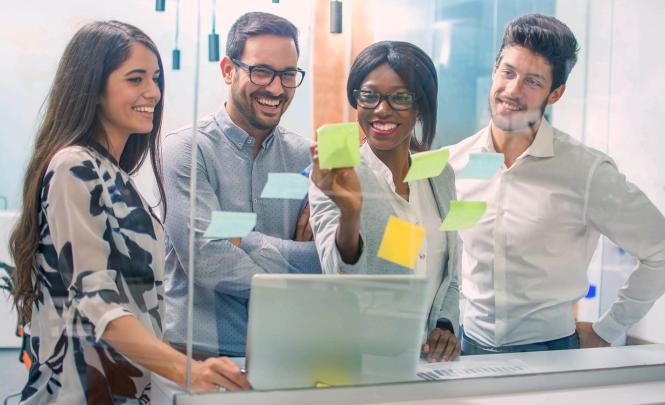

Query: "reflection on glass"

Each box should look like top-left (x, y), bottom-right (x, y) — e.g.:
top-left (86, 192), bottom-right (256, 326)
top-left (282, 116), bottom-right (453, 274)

top-left (246, 274), bottom-right (428, 389)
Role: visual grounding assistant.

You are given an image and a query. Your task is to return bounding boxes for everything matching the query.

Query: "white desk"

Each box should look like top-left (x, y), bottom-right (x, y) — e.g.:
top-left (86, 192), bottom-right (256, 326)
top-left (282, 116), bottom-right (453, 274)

top-left (175, 344), bottom-right (665, 405)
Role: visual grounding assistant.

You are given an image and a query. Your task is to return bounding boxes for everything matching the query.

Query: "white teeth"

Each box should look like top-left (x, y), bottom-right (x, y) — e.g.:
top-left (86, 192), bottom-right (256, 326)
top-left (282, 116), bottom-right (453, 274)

top-left (371, 122), bottom-right (397, 131)
top-left (134, 106), bottom-right (155, 113)
top-left (501, 100), bottom-right (521, 111)
top-left (256, 97), bottom-right (280, 107)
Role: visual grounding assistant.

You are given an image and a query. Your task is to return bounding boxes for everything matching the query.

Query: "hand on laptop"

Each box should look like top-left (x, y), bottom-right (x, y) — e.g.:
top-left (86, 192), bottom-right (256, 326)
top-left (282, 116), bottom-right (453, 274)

top-left (190, 357), bottom-right (252, 391)
top-left (422, 328), bottom-right (460, 363)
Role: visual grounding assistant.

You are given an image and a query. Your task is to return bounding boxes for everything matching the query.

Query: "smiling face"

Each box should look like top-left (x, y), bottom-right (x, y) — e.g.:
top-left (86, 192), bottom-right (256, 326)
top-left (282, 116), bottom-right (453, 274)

top-left (223, 34), bottom-right (298, 135)
top-left (97, 42), bottom-right (161, 144)
top-left (490, 45), bottom-right (564, 133)
top-left (356, 63), bottom-right (418, 153)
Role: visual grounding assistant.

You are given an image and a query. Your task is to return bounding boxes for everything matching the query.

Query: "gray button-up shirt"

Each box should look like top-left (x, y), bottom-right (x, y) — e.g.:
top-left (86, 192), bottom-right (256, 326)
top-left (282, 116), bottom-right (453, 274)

top-left (162, 107), bottom-right (321, 356)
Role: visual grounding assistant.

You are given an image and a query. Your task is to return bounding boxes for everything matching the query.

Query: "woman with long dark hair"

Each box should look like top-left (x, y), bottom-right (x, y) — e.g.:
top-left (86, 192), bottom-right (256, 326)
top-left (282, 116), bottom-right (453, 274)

top-left (10, 21), bottom-right (249, 404)
top-left (309, 41), bottom-right (461, 363)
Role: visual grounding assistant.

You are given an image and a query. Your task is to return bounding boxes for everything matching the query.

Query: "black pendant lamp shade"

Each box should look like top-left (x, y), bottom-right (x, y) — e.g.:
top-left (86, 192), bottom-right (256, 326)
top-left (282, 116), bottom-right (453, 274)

top-left (330, 0), bottom-right (342, 33)
top-left (209, 32), bottom-right (220, 62)
top-left (172, 49), bottom-right (181, 70)
top-left (172, 0), bottom-right (181, 70)
top-left (209, 0), bottom-right (220, 61)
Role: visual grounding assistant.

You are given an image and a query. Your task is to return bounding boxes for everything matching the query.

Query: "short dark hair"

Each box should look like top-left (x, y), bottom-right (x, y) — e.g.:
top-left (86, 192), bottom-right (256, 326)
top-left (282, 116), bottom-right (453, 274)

top-left (347, 41), bottom-right (438, 151)
top-left (226, 12), bottom-right (299, 60)
top-left (496, 13), bottom-right (579, 91)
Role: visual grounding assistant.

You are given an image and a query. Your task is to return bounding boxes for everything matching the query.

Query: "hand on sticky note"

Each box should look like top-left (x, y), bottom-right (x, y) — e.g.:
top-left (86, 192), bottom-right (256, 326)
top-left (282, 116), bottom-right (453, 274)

top-left (261, 172), bottom-right (310, 200)
top-left (310, 144), bottom-right (362, 215)
top-left (377, 216), bottom-right (426, 270)
top-left (440, 201), bottom-right (486, 231)
top-left (458, 152), bottom-right (504, 179)
top-left (316, 122), bottom-right (360, 169)
top-left (404, 149), bottom-right (450, 182)
top-left (203, 211), bottom-right (257, 238)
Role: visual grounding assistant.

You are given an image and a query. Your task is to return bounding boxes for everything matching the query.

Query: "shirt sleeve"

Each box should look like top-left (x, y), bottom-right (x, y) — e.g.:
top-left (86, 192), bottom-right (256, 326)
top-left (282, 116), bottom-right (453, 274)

top-left (585, 159), bottom-right (665, 342)
top-left (308, 175), bottom-right (369, 274)
top-left (429, 168), bottom-right (461, 337)
top-left (162, 133), bottom-right (319, 300)
top-left (44, 152), bottom-right (133, 342)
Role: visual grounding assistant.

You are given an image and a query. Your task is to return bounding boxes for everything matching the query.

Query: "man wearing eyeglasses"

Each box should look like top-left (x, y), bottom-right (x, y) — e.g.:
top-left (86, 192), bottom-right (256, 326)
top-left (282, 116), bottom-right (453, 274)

top-left (155, 13), bottom-right (321, 399)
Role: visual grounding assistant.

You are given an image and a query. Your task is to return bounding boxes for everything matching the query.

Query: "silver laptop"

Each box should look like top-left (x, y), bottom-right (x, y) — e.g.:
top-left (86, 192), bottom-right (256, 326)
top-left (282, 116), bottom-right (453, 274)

top-left (246, 274), bottom-right (429, 390)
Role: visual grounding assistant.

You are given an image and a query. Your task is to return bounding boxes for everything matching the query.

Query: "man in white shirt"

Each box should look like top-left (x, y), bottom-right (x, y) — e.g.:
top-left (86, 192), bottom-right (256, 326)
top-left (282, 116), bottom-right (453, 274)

top-left (448, 13), bottom-right (665, 354)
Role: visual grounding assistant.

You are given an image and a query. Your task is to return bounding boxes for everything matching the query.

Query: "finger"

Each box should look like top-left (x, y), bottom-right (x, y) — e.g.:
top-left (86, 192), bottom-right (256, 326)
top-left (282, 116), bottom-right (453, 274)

top-left (310, 144), bottom-right (320, 167)
top-left (429, 331), bottom-right (452, 363)
top-left (433, 332), bottom-right (455, 362)
top-left (304, 221), bottom-right (313, 241)
top-left (442, 335), bottom-right (457, 361)
top-left (294, 209), bottom-right (308, 242)
top-left (426, 329), bottom-right (442, 363)
top-left (208, 358), bottom-right (251, 390)
top-left (453, 338), bottom-right (461, 360)
top-left (421, 343), bottom-right (430, 355)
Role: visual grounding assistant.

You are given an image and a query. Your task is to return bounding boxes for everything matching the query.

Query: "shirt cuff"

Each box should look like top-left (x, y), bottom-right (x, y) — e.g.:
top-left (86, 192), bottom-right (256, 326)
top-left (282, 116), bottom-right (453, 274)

top-left (334, 236), bottom-right (366, 274)
top-left (239, 231), bottom-right (267, 255)
top-left (593, 312), bottom-right (626, 343)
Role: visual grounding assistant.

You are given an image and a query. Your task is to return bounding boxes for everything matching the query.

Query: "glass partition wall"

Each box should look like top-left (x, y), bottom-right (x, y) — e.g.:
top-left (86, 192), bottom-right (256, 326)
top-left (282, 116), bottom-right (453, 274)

top-left (183, 0), bottom-right (665, 396)
top-left (2, 0), bottom-right (664, 402)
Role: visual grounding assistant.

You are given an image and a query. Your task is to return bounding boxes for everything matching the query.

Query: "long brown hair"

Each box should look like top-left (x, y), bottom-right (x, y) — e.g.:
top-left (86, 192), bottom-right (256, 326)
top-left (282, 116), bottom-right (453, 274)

top-left (9, 20), bottom-right (167, 322)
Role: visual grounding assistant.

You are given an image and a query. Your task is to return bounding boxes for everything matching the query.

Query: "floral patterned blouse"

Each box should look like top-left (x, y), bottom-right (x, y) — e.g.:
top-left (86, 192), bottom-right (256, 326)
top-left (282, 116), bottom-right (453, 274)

top-left (20, 142), bottom-right (165, 404)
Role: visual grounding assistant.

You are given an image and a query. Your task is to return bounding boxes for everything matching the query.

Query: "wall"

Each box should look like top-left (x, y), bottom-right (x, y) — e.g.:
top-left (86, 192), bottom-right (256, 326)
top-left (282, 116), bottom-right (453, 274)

top-left (0, 0), bottom-right (314, 209)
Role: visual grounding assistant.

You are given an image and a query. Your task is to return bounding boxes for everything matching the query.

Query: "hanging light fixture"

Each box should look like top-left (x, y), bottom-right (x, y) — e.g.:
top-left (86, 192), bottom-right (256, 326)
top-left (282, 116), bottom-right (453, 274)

top-left (330, 0), bottom-right (343, 34)
top-left (272, 0), bottom-right (279, 3)
top-left (155, 0), bottom-right (166, 12)
top-left (172, 0), bottom-right (181, 70)
top-left (208, 0), bottom-right (220, 61)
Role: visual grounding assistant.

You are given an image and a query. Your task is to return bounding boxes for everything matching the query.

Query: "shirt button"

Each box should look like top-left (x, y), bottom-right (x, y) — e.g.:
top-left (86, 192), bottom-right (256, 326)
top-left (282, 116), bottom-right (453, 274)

top-left (237, 142), bottom-right (243, 147)
top-left (419, 254), bottom-right (426, 260)
top-left (253, 198), bottom-right (258, 204)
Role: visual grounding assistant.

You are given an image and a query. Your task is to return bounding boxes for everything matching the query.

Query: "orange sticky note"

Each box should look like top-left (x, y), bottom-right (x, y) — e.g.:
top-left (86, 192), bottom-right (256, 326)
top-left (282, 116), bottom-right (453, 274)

top-left (377, 216), bottom-right (426, 270)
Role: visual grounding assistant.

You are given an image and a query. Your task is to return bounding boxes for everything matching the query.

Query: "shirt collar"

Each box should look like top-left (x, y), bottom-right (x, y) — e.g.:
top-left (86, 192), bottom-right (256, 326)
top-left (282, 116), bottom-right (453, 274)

top-left (360, 143), bottom-right (404, 194)
top-left (474, 118), bottom-right (555, 158)
top-left (524, 118), bottom-right (554, 158)
top-left (213, 105), bottom-right (277, 151)
top-left (86, 139), bottom-right (119, 167)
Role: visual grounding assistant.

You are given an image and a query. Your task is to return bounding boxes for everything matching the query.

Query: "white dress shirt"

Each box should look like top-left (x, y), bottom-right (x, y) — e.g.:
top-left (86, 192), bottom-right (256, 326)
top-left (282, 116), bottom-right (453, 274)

top-left (361, 145), bottom-right (446, 315)
top-left (448, 119), bottom-right (665, 346)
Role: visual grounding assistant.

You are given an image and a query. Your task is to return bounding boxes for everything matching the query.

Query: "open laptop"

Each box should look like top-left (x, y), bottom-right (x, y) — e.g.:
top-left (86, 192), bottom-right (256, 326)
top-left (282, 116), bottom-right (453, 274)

top-left (245, 274), bottom-right (429, 390)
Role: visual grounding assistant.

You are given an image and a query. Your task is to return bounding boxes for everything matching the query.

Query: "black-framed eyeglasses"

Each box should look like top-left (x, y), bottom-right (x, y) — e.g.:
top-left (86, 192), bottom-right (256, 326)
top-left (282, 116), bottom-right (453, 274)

top-left (353, 89), bottom-right (417, 111)
top-left (231, 58), bottom-right (305, 88)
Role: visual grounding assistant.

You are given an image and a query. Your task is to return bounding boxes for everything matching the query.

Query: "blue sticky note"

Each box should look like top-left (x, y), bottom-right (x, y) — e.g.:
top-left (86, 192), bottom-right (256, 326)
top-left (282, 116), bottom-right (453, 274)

top-left (585, 284), bottom-right (597, 299)
top-left (261, 173), bottom-right (310, 200)
top-left (458, 152), bottom-right (504, 179)
top-left (203, 211), bottom-right (256, 238)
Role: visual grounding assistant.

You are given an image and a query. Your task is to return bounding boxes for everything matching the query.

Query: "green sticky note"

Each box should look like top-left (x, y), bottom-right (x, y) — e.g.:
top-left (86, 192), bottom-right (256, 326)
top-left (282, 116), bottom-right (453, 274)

top-left (404, 149), bottom-right (450, 182)
top-left (440, 201), bottom-right (487, 231)
top-left (203, 211), bottom-right (257, 238)
top-left (316, 122), bottom-right (360, 169)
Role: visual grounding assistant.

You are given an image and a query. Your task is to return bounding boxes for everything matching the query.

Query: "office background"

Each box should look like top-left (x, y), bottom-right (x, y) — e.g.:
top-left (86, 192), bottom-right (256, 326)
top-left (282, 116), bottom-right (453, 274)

top-left (1, 0), bottom-right (665, 400)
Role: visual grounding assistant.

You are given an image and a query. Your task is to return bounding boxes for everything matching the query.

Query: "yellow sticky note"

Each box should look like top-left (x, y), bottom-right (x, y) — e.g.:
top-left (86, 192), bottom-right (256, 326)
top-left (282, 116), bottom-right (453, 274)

top-left (377, 216), bottom-right (426, 270)
top-left (316, 122), bottom-right (360, 169)
top-left (404, 149), bottom-right (450, 182)
top-left (440, 201), bottom-right (487, 230)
